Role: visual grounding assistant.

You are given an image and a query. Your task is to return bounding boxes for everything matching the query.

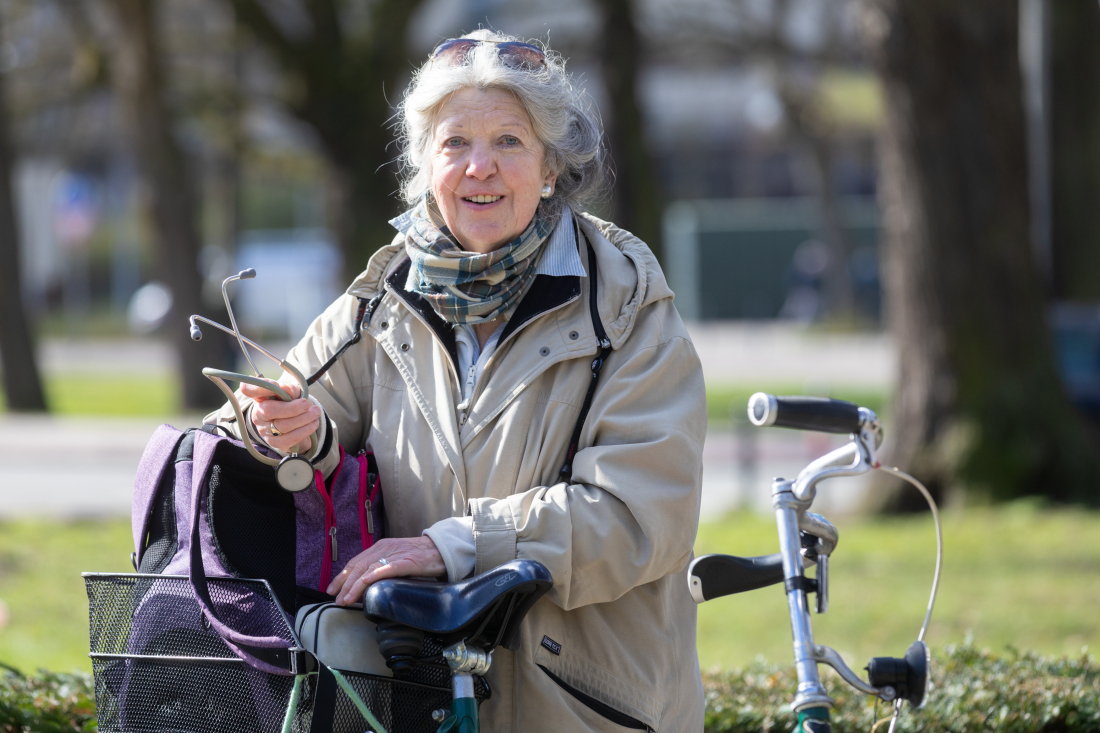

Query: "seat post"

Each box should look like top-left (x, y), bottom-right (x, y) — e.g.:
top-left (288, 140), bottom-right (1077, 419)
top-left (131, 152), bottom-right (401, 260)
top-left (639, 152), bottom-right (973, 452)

top-left (437, 640), bottom-right (491, 733)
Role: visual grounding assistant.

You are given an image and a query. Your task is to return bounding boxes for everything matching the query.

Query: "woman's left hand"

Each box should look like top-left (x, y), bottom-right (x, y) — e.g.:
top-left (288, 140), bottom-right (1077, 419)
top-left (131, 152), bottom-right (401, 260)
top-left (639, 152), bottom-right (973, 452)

top-left (327, 536), bottom-right (446, 606)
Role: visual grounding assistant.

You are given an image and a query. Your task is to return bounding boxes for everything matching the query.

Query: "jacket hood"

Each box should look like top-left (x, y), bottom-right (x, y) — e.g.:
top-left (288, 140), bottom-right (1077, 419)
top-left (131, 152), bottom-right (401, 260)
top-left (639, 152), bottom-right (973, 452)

top-left (575, 212), bottom-right (675, 349)
top-left (346, 212), bottom-right (674, 350)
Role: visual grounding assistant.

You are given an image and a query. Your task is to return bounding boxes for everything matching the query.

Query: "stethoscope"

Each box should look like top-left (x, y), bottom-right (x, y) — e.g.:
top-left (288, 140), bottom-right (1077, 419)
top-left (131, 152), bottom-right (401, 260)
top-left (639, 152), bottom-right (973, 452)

top-left (189, 268), bottom-right (316, 492)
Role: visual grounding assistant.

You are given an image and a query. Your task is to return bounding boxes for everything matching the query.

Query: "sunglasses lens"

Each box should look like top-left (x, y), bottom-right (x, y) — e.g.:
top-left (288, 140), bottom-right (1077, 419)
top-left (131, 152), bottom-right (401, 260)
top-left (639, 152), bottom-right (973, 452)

top-left (432, 39), bottom-right (546, 70)
top-left (433, 38), bottom-right (478, 66)
top-left (496, 42), bottom-right (546, 70)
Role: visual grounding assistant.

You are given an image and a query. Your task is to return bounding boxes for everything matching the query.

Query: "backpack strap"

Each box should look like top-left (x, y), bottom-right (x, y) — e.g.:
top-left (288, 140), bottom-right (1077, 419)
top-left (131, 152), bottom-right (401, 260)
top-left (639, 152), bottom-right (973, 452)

top-left (305, 292), bottom-right (385, 386)
top-left (188, 431), bottom-right (314, 676)
top-left (559, 235), bottom-right (613, 483)
top-left (132, 424), bottom-right (186, 566)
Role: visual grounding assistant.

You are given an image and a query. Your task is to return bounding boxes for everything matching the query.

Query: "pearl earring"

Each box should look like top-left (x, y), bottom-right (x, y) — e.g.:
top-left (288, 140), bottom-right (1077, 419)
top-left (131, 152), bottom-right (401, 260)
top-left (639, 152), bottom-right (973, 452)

top-left (541, 184), bottom-right (552, 199)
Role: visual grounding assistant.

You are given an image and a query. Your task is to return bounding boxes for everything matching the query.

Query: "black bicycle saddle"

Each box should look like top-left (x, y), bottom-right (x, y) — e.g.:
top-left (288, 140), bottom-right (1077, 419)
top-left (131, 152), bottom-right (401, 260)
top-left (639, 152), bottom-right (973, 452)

top-left (363, 559), bottom-right (552, 651)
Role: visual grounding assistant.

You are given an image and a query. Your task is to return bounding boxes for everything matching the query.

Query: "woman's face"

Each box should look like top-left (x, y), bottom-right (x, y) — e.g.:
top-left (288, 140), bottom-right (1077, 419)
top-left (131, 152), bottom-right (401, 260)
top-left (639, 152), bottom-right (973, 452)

top-left (430, 87), bottom-right (555, 254)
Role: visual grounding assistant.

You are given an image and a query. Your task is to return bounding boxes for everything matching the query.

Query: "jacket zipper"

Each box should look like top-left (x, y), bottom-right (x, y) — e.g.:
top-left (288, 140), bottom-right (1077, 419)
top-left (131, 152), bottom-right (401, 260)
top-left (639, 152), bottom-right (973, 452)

top-left (357, 449), bottom-right (379, 549)
top-left (463, 291), bottom-right (582, 413)
top-left (466, 223), bottom-right (594, 413)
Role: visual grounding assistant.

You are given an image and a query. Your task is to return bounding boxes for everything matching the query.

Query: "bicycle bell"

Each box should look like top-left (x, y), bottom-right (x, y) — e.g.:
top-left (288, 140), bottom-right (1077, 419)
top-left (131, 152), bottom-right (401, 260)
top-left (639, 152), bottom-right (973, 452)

top-left (189, 268), bottom-right (316, 492)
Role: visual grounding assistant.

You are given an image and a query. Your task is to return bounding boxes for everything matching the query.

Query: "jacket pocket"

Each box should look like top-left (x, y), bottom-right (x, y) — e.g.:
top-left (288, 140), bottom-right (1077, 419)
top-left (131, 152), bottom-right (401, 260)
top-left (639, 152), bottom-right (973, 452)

top-left (538, 664), bottom-right (653, 731)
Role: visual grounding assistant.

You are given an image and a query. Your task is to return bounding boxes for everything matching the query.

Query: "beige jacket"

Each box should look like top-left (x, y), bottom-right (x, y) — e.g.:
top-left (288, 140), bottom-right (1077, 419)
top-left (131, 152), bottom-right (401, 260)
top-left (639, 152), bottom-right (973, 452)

top-left (212, 213), bottom-right (706, 732)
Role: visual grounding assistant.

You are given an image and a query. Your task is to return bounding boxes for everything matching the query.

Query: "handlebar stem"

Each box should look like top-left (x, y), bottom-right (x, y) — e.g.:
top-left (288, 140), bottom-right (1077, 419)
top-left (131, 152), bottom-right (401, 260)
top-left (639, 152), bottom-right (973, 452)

top-left (792, 412), bottom-right (882, 503)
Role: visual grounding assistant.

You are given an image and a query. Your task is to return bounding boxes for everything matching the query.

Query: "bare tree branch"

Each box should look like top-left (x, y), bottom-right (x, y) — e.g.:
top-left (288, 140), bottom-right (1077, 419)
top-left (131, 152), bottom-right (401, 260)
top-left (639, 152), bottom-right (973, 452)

top-left (226, 0), bottom-right (300, 68)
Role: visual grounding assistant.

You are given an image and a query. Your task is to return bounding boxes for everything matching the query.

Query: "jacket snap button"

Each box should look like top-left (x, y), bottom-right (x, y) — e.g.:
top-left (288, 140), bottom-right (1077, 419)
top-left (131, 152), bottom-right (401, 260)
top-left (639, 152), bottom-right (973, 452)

top-left (380, 321), bottom-right (389, 329)
top-left (400, 343), bottom-right (410, 351)
top-left (568, 331), bottom-right (579, 340)
top-left (539, 346), bottom-right (550, 356)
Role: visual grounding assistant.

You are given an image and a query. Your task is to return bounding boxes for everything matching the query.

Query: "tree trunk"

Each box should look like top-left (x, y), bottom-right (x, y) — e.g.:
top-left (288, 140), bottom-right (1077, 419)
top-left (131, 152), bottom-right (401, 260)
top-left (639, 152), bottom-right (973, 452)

top-left (0, 18), bottom-right (46, 412)
top-left (230, 0), bottom-right (425, 282)
top-left (1049, 0), bottom-right (1100, 301)
top-left (594, 0), bottom-right (664, 262)
top-left (108, 0), bottom-right (225, 411)
top-left (866, 0), bottom-right (1100, 508)
top-left (811, 139), bottom-right (856, 320)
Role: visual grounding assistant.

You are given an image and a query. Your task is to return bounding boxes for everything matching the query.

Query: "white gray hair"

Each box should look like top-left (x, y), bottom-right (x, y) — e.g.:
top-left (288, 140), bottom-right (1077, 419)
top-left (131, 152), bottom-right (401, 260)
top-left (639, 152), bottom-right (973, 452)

top-left (397, 30), bottom-right (607, 214)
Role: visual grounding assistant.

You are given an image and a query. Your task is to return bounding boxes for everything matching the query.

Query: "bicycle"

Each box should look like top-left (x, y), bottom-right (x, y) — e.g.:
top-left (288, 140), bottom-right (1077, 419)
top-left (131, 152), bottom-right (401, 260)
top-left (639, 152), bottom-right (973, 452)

top-left (688, 393), bottom-right (943, 733)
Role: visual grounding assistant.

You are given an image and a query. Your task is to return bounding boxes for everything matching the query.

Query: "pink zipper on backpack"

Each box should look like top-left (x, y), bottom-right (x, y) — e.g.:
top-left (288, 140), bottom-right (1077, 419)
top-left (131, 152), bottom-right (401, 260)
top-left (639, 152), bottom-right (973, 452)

top-left (357, 450), bottom-right (380, 551)
top-left (314, 445), bottom-right (345, 592)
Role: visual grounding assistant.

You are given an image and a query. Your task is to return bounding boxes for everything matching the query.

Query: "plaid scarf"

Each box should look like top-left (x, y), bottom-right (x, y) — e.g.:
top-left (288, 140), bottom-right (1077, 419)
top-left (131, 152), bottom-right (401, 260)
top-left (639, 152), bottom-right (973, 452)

top-left (404, 198), bottom-right (555, 324)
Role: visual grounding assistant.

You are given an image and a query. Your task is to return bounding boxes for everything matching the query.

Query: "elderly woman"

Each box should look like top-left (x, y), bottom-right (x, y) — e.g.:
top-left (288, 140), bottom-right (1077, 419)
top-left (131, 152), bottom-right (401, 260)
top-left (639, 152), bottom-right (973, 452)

top-left (211, 30), bottom-right (706, 732)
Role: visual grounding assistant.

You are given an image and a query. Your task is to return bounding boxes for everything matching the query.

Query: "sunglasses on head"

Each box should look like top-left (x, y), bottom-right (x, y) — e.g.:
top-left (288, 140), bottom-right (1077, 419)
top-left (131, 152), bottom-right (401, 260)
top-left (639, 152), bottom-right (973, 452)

top-left (431, 38), bottom-right (547, 71)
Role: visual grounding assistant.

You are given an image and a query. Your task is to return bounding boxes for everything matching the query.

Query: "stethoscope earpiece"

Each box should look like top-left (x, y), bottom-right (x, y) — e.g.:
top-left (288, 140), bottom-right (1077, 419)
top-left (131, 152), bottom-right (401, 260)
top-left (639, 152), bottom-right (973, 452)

top-left (191, 270), bottom-right (317, 492)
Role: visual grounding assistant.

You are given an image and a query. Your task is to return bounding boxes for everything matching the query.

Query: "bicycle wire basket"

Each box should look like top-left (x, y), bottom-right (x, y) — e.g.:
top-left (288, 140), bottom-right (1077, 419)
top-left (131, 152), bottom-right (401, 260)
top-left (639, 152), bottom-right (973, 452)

top-left (84, 573), bottom-right (488, 733)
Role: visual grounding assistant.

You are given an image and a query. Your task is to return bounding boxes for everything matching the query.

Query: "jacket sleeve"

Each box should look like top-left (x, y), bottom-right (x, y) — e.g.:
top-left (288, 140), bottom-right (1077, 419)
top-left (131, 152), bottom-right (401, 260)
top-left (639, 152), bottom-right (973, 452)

top-left (202, 293), bottom-right (373, 479)
top-left (467, 304), bottom-right (707, 610)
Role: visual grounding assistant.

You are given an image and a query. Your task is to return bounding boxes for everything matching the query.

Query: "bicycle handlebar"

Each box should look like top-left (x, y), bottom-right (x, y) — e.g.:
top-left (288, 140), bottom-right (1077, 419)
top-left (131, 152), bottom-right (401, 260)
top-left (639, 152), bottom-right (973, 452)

top-left (687, 553), bottom-right (785, 603)
top-left (747, 393), bottom-right (862, 434)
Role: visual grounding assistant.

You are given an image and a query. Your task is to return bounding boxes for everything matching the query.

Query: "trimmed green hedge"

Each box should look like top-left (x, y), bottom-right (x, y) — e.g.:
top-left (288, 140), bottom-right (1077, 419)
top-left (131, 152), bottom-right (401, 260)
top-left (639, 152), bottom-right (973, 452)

top-left (0, 666), bottom-right (95, 733)
top-left (704, 644), bottom-right (1100, 732)
top-left (2, 645), bottom-right (1098, 732)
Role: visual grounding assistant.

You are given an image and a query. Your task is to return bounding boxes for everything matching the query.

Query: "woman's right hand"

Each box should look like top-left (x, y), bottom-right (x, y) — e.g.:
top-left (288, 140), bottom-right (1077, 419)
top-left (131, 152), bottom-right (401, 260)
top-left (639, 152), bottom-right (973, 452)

top-left (243, 379), bottom-right (322, 454)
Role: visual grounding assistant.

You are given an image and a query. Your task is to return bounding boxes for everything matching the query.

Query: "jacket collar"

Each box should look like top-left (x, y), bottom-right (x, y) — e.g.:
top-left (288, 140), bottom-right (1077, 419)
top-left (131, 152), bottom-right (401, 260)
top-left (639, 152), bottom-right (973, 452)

top-left (384, 255), bottom-right (582, 373)
top-left (385, 257), bottom-right (459, 368)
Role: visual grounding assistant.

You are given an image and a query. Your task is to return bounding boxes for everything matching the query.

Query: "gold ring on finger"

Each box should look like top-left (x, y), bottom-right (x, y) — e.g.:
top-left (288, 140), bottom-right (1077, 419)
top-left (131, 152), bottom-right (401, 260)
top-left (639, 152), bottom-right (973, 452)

top-left (269, 421), bottom-right (282, 437)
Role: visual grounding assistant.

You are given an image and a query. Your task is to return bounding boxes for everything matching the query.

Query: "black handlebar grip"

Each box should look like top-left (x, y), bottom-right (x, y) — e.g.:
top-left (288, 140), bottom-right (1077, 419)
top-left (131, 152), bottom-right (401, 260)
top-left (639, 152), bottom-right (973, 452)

top-left (687, 553), bottom-right (786, 602)
top-left (747, 393), bottom-right (862, 434)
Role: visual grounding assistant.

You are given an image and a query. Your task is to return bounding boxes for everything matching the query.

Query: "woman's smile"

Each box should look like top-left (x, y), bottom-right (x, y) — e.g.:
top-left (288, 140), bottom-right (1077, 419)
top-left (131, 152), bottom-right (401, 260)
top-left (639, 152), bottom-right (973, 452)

top-left (461, 193), bottom-right (505, 207)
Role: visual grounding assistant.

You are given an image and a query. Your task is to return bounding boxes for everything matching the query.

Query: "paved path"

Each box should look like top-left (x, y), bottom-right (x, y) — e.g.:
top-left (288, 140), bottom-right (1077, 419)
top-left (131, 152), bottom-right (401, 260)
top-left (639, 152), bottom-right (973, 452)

top-left (687, 322), bottom-right (895, 388)
top-left (36, 324), bottom-right (895, 386)
top-left (1, 325), bottom-right (892, 519)
top-left (0, 418), bottom-right (873, 519)
top-left (0, 415), bottom-right (202, 517)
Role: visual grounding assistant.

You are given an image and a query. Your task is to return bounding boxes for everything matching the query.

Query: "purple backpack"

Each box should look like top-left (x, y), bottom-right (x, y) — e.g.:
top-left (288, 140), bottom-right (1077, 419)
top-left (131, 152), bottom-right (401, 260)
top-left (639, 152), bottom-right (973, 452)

top-left (132, 424), bottom-right (383, 615)
top-left (84, 425), bottom-right (392, 733)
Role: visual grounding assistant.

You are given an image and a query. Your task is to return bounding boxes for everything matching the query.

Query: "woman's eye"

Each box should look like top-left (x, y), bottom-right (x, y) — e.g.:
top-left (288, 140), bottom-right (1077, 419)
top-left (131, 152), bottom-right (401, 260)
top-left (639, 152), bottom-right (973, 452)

top-left (444, 137), bottom-right (463, 147)
top-left (502, 136), bottom-right (519, 146)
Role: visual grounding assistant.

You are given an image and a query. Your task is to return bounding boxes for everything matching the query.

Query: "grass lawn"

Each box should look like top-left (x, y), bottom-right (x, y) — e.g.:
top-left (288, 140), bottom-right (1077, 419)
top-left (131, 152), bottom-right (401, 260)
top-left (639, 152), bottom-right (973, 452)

top-left (1, 504), bottom-right (1097, 676)
top-left (696, 502), bottom-right (1100, 671)
top-left (0, 520), bottom-right (134, 674)
top-left (4, 375), bottom-right (877, 423)
top-left (0, 374), bottom-right (179, 416)
top-left (705, 384), bottom-right (886, 423)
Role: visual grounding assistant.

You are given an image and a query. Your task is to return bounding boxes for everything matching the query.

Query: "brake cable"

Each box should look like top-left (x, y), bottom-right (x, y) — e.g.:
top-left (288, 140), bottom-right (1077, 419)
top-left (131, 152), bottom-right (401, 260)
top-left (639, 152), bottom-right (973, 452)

top-left (873, 465), bottom-right (944, 733)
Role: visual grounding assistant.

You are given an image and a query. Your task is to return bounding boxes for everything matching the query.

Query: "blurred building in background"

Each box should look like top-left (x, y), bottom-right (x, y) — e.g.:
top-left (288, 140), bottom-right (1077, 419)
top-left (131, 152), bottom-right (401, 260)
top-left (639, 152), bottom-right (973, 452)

top-left (1, 0), bottom-right (1097, 430)
top-left (5, 0), bottom-right (881, 339)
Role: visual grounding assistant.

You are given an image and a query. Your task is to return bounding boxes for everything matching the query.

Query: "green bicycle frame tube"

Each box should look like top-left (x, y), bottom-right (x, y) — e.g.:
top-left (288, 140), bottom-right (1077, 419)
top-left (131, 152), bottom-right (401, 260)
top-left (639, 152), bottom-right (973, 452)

top-left (795, 706), bottom-right (831, 732)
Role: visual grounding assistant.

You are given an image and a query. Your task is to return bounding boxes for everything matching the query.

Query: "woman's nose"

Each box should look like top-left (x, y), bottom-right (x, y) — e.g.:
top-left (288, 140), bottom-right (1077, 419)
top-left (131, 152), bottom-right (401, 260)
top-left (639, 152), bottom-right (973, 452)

top-left (465, 144), bottom-right (497, 179)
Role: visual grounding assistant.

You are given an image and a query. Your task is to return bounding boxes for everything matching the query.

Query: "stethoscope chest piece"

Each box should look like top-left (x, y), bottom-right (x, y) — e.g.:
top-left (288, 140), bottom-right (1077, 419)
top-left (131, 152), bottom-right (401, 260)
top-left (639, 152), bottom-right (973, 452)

top-left (191, 269), bottom-right (323, 494)
top-left (277, 455), bottom-right (315, 492)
